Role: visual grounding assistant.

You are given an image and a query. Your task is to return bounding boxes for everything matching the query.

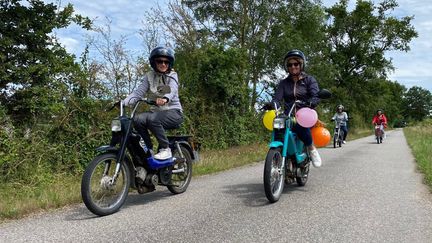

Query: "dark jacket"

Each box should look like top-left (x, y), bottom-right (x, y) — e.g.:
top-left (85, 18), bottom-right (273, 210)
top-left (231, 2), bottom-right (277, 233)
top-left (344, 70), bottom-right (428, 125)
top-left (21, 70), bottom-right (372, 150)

top-left (272, 73), bottom-right (320, 113)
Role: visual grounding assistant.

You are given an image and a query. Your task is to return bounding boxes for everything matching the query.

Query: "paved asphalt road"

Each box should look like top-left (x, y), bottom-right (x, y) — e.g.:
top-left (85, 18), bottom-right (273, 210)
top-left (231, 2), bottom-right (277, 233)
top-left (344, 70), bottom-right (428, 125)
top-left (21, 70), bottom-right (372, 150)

top-left (1, 129), bottom-right (432, 242)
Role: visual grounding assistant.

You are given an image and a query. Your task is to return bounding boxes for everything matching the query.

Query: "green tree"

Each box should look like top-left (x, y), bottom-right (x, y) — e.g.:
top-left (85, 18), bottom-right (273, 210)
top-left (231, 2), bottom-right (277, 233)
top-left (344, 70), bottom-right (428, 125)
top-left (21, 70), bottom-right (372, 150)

top-left (174, 44), bottom-right (262, 148)
top-left (0, 0), bottom-right (91, 125)
top-left (402, 86), bottom-right (432, 121)
top-left (180, 0), bottom-right (326, 110)
top-left (323, 0), bottom-right (417, 124)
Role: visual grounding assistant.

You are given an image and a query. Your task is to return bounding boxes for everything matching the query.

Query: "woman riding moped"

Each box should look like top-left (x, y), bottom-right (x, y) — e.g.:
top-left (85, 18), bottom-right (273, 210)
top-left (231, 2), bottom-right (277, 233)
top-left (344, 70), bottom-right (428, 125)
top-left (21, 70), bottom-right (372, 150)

top-left (372, 109), bottom-right (387, 143)
top-left (267, 50), bottom-right (322, 167)
top-left (123, 47), bottom-right (183, 160)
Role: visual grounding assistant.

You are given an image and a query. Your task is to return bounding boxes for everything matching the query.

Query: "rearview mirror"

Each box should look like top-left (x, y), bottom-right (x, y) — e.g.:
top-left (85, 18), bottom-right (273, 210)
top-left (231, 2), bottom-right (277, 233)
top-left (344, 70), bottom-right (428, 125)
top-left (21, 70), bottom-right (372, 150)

top-left (318, 89), bottom-right (332, 99)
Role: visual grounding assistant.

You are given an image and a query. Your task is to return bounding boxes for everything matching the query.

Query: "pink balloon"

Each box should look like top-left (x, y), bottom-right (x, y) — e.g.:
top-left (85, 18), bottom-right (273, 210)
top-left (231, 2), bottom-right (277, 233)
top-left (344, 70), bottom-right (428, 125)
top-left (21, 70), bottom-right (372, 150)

top-left (295, 108), bottom-right (318, 128)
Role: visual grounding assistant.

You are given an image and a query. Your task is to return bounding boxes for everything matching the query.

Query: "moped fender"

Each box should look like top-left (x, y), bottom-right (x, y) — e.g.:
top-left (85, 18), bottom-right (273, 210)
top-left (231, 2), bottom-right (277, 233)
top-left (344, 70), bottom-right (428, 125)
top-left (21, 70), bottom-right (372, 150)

top-left (172, 141), bottom-right (198, 162)
top-left (295, 153), bottom-right (307, 163)
top-left (96, 145), bottom-right (118, 153)
top-left (268, 141), bottom-right (283, 148)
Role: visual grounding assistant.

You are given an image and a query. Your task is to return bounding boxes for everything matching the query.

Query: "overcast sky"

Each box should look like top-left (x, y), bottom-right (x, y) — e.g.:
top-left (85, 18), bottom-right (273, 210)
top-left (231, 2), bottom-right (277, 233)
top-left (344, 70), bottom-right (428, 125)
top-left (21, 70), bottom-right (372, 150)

top-left (47, 0), bottom-right (431, 92)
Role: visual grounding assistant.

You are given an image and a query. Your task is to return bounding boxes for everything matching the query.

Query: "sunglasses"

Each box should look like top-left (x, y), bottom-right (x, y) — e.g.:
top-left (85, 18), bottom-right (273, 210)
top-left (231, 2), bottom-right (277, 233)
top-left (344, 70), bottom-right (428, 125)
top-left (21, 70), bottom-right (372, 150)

top-left (155, 59), bottom-right (170, 65)
top-left (287, 62), bottom-right (300, 68)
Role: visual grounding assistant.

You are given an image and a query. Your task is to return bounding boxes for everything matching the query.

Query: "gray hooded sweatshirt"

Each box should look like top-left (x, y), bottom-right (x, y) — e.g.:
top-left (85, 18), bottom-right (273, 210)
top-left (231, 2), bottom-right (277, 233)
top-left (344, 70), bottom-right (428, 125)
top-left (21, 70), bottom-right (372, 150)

top-left (123, 70), bottom-right (182, 112)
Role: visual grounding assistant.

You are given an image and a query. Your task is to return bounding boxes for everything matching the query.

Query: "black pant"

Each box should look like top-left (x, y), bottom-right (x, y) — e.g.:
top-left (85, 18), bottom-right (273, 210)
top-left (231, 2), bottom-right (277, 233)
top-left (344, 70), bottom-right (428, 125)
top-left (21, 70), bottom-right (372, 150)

top-left (133, 109), bottom-right (183, 150)
top-left (339, 125), bottom-right (348, 140)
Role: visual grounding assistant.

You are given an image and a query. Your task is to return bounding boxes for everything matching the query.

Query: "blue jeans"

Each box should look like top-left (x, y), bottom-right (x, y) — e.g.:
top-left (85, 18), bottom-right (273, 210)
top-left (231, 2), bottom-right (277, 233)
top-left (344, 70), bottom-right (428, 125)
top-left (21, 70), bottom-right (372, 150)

top-left (292, 123), bottom-right (312, 146)
top-left (338, 125), bottom-right (348, 140)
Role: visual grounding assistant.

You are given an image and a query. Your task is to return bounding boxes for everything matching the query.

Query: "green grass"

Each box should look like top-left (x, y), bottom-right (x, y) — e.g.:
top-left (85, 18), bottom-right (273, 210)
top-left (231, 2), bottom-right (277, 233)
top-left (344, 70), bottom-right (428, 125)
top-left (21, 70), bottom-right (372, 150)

top-left (0, 175), bottom-right (82, 222)
top-left (0, 143), bottom-right (268, 222)
top-left (403, 122), bottom-right (432, 190)
top-left (193, 143), bottom-right (267, 176)
top-left (346, 127), bottom-right (372, 141)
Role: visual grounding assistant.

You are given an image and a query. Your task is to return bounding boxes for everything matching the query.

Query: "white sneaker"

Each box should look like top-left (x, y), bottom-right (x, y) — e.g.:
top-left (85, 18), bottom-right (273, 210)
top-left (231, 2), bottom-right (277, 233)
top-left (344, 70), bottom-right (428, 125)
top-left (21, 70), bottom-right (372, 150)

top-left (154, 148), bottom-right (172, 160)
top-left (342, 140), bottom-right (346, 144)
top-left (309, 149), bottom-right (322, 168)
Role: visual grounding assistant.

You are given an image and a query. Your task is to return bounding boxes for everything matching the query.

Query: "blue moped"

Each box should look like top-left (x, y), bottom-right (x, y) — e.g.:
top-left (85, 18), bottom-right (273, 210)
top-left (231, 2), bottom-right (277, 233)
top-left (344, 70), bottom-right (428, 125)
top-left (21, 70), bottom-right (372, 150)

top-left (263, 89), bottom-right (331, 202)
top-left (81, 86), bottom-right (198, 216)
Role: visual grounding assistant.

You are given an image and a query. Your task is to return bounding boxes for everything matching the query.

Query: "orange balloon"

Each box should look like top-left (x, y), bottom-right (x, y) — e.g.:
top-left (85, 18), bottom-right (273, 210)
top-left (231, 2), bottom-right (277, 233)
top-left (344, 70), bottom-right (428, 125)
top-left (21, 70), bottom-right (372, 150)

top-left (311, 127), bottom-right (331, 147)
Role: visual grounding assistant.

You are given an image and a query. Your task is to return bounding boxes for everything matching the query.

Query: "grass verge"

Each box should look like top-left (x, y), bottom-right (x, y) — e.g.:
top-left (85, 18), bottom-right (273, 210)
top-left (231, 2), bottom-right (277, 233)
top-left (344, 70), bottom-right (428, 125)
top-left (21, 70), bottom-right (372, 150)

top-left (0, 143), bottom-right (268, 222)
top-left (193, 143), bottom-right (267, 176)
top-left (403, 122), bottom-right (432, 190)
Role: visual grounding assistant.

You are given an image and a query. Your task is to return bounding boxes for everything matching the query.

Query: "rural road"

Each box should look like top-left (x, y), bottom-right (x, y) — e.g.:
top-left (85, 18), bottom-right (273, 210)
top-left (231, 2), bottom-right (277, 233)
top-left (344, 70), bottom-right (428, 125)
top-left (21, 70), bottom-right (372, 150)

top-left (1, 129), bottom-right (432, 242)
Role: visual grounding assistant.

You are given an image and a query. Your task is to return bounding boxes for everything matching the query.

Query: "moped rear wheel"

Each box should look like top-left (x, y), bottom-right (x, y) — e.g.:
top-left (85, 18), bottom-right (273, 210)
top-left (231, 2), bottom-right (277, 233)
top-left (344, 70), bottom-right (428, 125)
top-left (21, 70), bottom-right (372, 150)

top-left (167, 146), bottom-right (192, 194)
top-left (81, 152), bottom-right (130, 216)
top-left (264, 148), bottom-right (285, 203)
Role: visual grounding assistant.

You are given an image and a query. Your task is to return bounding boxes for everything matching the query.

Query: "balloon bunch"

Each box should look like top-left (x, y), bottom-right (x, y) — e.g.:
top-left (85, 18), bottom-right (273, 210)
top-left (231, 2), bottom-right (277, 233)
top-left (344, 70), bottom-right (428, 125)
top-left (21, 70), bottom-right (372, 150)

top-left (262, 107), bottom-right (330, 147)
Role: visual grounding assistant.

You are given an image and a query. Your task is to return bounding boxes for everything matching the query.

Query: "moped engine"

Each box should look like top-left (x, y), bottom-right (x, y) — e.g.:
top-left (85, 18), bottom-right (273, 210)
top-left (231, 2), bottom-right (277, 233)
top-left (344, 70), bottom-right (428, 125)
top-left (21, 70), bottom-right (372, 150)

top-left (136, 167), bottom-right (157, 194)
top-left (136, 167), bottom-right (147, 182)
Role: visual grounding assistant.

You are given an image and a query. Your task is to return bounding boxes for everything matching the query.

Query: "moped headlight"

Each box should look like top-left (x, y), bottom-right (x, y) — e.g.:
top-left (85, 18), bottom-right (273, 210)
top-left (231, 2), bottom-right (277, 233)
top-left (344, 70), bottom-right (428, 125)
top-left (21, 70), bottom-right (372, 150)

top-left (111, 119), bottom-right (121, 132)
top-left (273, 117), bottom-right (285, 129)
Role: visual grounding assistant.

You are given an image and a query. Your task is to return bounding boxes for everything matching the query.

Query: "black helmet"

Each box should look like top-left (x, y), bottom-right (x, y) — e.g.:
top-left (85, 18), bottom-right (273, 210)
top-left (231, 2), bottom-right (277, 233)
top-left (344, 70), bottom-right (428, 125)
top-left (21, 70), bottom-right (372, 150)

top-left (284, 49), bottom-right (307, 71)
top-left (149, 47), bottom-right (175, 72)
top-left (337, 104), bottom-right (344, 111)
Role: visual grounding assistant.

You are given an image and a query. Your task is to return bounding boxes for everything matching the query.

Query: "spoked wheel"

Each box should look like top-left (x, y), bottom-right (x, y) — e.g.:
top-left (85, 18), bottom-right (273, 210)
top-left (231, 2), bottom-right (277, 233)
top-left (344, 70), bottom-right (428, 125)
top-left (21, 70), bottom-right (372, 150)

top-left (333, 129), bottom-right (338, 148)
top-left (167, 146), bottom-right (192, 194)
top-left (264, 148), bottom-right (285, 203)
top-left (81, 152), bottom-right (130, 216)
top-left (375, 129), bottom-right (381, 144)
top-left (296, 147), bottom-right (310, 186)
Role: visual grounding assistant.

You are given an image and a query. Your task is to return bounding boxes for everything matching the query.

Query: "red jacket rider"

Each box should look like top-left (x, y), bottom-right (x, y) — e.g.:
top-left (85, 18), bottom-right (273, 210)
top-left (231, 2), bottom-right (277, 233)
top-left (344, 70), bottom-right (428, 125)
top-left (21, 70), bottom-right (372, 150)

top-left (372, 110), bottom-right (388, 128)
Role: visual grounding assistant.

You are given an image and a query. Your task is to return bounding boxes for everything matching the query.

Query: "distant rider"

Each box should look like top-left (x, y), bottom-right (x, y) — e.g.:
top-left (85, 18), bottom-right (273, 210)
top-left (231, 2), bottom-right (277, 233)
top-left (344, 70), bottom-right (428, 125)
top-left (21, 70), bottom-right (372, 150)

top-left (331, 105), bottom-right (349, 144)
top-left (372, 109), bottom-right (387, 137)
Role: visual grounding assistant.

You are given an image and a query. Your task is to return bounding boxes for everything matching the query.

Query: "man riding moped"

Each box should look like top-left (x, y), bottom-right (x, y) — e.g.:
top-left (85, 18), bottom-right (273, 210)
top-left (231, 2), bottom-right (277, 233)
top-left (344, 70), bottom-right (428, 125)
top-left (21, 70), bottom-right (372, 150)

top-left (331, 104), bottom-right (349, 145)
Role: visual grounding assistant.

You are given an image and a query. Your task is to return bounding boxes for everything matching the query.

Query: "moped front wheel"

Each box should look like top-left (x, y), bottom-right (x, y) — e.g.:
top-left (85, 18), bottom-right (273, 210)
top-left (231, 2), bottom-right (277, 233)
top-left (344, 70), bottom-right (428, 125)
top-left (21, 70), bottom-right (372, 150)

top-left (167, 146), bottom-right (192, 194)
top-left (81, 152), bottom-right (130, 216)
top-left (296, 146), bottom-right (310, 186)
top-left (264, 148), bottom-right (285, 203)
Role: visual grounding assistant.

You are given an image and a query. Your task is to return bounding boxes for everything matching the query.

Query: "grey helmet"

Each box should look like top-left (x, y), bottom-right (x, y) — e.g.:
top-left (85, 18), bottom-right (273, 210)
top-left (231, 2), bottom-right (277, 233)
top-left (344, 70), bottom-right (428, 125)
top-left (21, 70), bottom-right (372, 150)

top-left (149, 47), bottom-right (175, 72)
top-left (284, 49), bottom-right (307, 71)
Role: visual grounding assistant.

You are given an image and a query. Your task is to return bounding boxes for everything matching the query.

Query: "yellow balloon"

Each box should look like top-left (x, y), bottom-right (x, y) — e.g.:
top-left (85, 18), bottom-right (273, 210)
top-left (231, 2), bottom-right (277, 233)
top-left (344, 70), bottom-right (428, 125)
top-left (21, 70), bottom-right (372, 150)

top-left (263, 110), bottom-right (276, 131)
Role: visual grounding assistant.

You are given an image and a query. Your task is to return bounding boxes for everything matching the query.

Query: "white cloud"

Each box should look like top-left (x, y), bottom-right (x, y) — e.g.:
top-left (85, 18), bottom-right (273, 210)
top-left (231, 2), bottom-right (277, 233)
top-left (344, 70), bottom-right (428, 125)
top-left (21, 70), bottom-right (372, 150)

top-left (56, 36), bottom-right (80, 54)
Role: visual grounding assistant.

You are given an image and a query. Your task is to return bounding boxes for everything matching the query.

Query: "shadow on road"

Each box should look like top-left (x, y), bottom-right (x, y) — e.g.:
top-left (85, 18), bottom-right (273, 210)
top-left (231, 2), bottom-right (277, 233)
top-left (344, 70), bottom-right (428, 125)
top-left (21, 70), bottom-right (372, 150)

top-left (222, 182), bottom-right (307, 208)
top-left (64, 190), bottom-right (173, 221)
top-left (222, 183), bottom-right (268, 207)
